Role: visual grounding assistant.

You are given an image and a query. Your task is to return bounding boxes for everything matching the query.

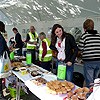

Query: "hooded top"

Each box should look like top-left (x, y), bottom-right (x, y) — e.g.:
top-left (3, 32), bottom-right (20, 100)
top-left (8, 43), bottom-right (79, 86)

top-left (78, 30), bottom-right (100, 61)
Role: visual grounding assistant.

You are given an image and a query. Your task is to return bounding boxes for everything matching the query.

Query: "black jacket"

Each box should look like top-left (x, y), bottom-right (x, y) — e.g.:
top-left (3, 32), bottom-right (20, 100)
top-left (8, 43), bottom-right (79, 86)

top-left (0, 33), bottom-right (9, 56)
top-left (50, 33), bottom-right (78, 64)
top-left (15, 33), bottom-right (23, 48)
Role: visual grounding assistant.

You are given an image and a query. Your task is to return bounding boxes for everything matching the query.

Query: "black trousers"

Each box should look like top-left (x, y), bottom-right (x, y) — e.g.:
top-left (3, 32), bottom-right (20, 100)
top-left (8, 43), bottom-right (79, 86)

top-left (40, 61), bottom-right (51, 71)
top-left (17, 48), bottom-right (22, 56)
top-left (27, 49), bottom-right (36, 64)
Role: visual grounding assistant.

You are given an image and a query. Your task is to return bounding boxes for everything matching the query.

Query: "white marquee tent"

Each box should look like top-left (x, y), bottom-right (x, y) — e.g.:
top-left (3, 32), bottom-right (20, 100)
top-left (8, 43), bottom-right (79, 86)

top-left (0, 0), bottom-right (100, 39)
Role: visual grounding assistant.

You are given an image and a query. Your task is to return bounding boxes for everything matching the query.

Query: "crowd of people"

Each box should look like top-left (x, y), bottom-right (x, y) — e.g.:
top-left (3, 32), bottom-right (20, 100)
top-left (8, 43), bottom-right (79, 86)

top-left (0, 18), bottom-right (100, 99)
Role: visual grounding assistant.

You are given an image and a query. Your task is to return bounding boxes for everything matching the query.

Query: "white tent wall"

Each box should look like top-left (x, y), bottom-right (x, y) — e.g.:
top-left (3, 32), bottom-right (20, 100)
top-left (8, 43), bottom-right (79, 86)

top-left (6, 25), bottom-right (14, 44)
top-left (5, 16), bottom-right (100, 43)
top-left (14, 17), bottom-right (84, 40)
top-left (1, 0), bottom-right (100, 42)
top-left (13, 17), bottom-right (100, 41)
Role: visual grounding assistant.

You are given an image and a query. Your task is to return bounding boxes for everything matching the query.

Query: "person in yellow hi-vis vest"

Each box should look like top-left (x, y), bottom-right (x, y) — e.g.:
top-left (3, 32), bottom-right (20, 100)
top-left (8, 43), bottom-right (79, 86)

top-left (25, 26), bottom-right (38, 63)
top-left (39, 32), bottom-right (52, 71)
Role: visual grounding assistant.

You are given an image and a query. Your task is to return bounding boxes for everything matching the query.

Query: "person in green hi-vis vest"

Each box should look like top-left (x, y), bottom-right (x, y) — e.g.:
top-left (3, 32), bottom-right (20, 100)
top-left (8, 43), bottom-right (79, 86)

top-left (39, 32), bottom-right (52, 71)
top-left (25, 26), bottom-right (38, 64)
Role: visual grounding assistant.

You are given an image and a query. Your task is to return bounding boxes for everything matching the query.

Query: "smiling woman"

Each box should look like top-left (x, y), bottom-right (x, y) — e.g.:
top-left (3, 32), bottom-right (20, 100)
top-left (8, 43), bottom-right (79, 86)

top-left (50, 24), bottom-right (78, 82)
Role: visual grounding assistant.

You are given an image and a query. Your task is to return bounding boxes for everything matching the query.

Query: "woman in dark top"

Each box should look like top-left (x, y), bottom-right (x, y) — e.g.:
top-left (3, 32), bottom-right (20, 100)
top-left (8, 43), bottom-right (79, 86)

top-left (50, 24), bottom-right (78, 82)
top-left (0, 21), bottom-right (9, 99)
top-left (12, 28), bottom-right (23, 56)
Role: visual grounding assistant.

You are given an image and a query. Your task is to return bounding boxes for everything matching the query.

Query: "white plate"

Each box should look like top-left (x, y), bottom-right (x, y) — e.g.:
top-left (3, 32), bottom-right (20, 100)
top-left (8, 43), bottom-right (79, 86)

top-left (43, 74), bottom-right (57, 82)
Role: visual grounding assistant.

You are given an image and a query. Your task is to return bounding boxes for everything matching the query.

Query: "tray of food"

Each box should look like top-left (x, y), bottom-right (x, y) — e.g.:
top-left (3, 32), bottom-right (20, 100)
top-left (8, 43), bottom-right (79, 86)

top-left (31, 77), bottom-right (47, 86)
top-left (46, 80), bottom-right (75, 95)
top-left (63, 87), bottom-right (90, 100)
top-left (30, 71), bottom-right (41, 77)
top-left (19, 56), bottom-right (26, 59)
top-left (12, 67), bottom-right (19, 72)
top-left (14, 56), bottom-right (26, 61)
top-left (11, 62), bottom-right (25, 68)
top-left (28, 66), bottom-right (47, 75)
top-left (28, 66), bottom-right (39, 72)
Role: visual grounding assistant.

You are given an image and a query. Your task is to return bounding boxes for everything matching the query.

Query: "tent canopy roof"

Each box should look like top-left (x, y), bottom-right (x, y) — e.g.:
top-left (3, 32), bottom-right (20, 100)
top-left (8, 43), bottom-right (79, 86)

top-left (0, 0), bottom-right (100, 25)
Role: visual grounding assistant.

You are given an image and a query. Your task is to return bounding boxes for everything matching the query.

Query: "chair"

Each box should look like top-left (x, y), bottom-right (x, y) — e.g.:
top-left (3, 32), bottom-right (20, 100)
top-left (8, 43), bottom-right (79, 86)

top-left (72, 72), bottom-right (84, 87)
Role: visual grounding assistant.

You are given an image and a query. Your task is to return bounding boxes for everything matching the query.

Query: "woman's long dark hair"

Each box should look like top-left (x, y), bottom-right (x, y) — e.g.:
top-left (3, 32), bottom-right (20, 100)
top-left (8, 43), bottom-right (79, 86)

top-left (51, 24), bottom-right (66, 46)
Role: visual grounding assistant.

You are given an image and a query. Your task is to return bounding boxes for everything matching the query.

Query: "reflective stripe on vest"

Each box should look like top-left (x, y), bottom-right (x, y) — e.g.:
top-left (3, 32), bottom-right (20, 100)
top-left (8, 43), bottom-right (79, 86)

top-left (27, 32), bottom-right (38, 49)
top-left (39, 38), bottom-right (52, 62)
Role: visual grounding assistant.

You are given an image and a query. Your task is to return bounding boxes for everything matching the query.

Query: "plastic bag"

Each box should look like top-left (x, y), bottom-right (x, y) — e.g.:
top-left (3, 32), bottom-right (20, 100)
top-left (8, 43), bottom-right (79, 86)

top-left (0, 56), bottom-right (3, 73)
top-left (57, 62), bottom-right (66, 80)
top-left (10, 51), bottom-right (14, 60)
top-left (0, 51), bottom-right (11, 73)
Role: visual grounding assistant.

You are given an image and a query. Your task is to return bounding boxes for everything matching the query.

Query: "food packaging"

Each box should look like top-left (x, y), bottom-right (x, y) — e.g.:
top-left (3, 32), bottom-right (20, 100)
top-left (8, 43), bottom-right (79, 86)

top-left (19, 67), bottom-right (27, 75)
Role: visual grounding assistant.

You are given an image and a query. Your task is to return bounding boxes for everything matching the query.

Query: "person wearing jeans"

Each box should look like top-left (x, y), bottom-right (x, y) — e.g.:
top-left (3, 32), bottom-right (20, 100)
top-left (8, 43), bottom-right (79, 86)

top-left (50, 24), bottom-right (78, 82)
top-left (78, 19), bottom-right (100, 87)
top-left (84, 61), bottom-right (100, 87)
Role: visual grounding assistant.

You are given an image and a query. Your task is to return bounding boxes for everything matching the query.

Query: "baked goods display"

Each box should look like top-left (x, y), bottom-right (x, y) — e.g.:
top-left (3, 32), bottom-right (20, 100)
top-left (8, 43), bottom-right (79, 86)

top-left (31, 71), bottom-right (41, 77)
top-left (64, 87), bottom-right (90, 100)
top-left (31, 77), bottom-right (47, 86)
top-left (46, 80), bottom-right (74, 95)
top-left (19, 56), bottom-right (26, 60)
top-left (29, 66), bottom-right (46, 74)
top-left (28, 66), bottom-right (39, 72)
top-left (11, 62), bottom-right (24, 68)
top-left (12, 67), bottom-right (19, 71)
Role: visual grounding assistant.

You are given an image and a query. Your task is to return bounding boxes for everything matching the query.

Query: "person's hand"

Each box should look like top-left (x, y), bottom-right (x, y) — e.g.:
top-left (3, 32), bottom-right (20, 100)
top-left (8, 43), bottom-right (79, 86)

top-left (14, 43), bottom-right (16, 47)
top-left (52, 50), bottom-right (58, 58)
top-left (59, 58), bottom-right (64, 61)
top-left (34, 41), bottom-right (37, 45)
top-left (66, 61), bottom-right (72, 66)
top-left (9, 46), bottom-right (12, 49)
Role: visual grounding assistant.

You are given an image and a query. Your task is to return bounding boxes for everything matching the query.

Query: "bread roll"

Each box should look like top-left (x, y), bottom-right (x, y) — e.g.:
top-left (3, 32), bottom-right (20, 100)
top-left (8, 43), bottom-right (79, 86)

top-left (83, 87), bottom-right (89, 93)
top-left (67, 91), bottom-right (74, 98)
top-left (71, 95), bottom-right (78, 100)
top-left (74, 88), bottom-right (83, 93)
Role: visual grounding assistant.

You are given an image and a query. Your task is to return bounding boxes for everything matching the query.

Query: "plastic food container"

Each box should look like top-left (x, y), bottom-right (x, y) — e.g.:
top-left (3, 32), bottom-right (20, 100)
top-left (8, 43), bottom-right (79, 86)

top-left (19, 67), bottom-right (27, 75)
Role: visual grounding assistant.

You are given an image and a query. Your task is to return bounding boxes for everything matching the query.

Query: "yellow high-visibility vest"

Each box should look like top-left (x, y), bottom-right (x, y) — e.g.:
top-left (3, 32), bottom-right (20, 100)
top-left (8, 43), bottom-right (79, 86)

top-left (27, 32), bottom-right (38, 49)
top-left (39, 38), bottom-right (52, 62)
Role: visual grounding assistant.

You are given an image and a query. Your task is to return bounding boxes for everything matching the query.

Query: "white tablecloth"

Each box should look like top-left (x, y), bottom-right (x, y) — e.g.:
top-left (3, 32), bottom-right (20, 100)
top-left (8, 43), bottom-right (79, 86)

top-left (13, 71), bottom-right (79, 100)
top-left (12, 63), bottom-right (79, 100)
top-left (25, 80), bottom-right (79, 100)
